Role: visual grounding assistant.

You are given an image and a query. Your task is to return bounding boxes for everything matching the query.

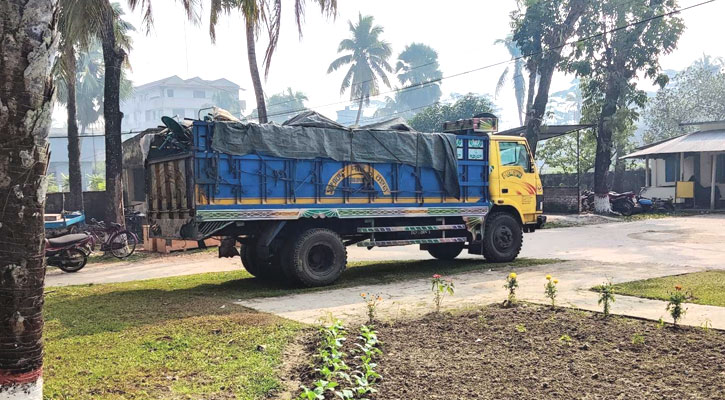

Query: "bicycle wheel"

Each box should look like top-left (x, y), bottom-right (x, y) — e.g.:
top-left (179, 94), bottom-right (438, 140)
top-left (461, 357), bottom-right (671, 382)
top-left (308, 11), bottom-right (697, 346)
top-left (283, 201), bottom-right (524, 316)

top-left (109, 230), bottom-right (138, 259)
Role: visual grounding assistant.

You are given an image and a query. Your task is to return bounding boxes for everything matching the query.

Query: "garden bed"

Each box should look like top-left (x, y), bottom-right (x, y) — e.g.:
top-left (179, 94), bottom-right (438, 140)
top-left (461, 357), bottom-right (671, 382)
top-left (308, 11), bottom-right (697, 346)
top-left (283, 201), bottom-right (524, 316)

top-left (370, 304), bottom-right (725, 399)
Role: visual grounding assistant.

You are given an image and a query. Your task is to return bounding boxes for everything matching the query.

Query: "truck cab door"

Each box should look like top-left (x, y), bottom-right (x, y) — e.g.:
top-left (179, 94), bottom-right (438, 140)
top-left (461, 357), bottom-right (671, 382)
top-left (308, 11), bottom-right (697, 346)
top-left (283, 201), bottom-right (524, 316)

top-left (497, 141), bottom-right (538, 216)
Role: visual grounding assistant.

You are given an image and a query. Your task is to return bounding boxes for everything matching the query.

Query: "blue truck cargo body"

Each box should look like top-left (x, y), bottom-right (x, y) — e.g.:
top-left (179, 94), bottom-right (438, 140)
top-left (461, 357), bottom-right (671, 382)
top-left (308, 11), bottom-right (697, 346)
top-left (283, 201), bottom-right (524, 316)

top-left (190, 121), bottom-right (490, 220)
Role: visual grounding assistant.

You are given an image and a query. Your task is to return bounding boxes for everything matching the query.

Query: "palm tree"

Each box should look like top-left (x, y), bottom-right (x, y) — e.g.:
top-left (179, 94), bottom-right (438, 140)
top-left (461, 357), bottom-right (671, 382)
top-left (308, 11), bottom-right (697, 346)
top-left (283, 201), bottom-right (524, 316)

top-left (495, 35), bottom-right (527, 126)
top-left (328, 14), bottom-right (393, 126)
top-left (395, 43), bottom-right (442, 111)
top-left (210, 0), bottom-right (337, 124)
top-left (0, 1), bottom-right (57, 398)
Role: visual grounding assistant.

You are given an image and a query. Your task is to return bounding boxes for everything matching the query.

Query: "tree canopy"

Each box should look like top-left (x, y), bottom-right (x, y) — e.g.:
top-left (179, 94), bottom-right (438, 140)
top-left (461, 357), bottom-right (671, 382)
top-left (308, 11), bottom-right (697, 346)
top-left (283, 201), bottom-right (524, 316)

top-left (643, 56), bottom-right (725, 143)
top-left (407, 94), bottom-right (496, 132)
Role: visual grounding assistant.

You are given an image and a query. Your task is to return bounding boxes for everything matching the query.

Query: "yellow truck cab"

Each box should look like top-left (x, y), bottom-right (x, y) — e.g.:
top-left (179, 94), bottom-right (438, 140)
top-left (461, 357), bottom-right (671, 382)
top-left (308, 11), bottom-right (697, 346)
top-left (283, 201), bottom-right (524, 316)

top-left (488, 134), bottom-right (545, 231)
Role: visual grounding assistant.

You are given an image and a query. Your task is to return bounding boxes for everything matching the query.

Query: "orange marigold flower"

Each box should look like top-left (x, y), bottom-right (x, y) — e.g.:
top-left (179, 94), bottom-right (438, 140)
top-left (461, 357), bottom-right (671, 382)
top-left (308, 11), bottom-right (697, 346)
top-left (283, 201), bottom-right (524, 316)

top-left (675, 285), bottom-right (682, 291)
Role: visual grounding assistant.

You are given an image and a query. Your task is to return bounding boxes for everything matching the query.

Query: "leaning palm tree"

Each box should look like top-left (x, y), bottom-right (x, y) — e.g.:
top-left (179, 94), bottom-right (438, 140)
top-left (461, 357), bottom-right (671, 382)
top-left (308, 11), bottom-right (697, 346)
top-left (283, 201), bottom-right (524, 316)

top-left (328, 14), bottom-right (393, 126)
top-left (494, 35), bottom-right (527, 126)
top-left (0, 1), bottom-right (57, 399)
top-left (395, 43), bottom-right (442, 111)
top-left (210, 0), bottom-right (337, 124)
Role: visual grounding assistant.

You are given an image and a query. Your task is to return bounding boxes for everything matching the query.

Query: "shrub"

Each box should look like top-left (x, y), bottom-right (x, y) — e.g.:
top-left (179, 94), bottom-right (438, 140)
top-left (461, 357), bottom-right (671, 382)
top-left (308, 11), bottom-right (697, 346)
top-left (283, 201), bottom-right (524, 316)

top-left (666, 285), bottom-right (688, 327)
top-left (431, 274), bottom-right (454, 313)
top-left (360, 293), bottom-right (383, 325)
top-left (504, 272), bottom-right (519, 306)
top-left (597, 281), bottom-right (615, 317)
top-left (544, 275), bottom-right (558, 308)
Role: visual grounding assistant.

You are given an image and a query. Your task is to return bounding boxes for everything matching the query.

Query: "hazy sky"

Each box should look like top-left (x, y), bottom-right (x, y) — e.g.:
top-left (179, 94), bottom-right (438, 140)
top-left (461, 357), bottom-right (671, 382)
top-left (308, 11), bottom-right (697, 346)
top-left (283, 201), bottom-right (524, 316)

top-left (54, 0), bottom-right (725, 130)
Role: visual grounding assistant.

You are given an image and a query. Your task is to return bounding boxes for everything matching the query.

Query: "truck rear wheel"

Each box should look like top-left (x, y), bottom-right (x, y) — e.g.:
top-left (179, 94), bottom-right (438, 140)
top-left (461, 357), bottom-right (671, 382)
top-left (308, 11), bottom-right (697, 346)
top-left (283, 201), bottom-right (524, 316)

top-left (482, 212), bottom-right (523, 263)
top-left (240, 241), bottom-right (284, 281)
top-left (286, 228), bottom-right (347, 287)
top-left (427, 242), bottom-right (464, 260)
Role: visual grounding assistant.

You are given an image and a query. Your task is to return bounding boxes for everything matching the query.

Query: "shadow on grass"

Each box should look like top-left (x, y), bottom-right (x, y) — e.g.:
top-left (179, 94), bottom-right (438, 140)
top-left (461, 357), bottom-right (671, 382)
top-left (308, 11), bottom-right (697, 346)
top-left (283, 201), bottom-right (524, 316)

top-left (45, 257), bottom-right (558, 338)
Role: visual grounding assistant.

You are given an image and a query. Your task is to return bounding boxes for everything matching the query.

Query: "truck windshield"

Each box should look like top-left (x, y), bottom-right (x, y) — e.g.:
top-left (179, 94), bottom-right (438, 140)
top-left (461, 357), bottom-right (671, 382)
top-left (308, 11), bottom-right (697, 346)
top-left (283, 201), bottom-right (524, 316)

top-left (499, 142), bottom-right (531, 171)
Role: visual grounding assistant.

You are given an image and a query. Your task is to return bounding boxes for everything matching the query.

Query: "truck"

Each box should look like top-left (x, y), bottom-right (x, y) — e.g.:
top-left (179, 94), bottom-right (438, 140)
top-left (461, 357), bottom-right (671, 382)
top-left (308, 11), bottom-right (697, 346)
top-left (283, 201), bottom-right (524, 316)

top-left (144, 112), bottom-right (545, 287)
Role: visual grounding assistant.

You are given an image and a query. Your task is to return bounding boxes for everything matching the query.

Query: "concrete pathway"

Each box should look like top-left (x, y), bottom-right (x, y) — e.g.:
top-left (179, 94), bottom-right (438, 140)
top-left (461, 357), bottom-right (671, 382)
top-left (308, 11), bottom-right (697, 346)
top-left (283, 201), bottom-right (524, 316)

top-left (237, 260), bottom-right (725, 329)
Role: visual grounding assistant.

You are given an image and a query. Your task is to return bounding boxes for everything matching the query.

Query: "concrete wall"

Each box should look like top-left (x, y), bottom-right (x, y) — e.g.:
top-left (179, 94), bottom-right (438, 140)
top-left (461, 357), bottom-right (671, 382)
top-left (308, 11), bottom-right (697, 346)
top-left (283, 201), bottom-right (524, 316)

top-left (543, 186), bottom-right (579, 214)
top-left (45, 191), bottom-right (107, 221)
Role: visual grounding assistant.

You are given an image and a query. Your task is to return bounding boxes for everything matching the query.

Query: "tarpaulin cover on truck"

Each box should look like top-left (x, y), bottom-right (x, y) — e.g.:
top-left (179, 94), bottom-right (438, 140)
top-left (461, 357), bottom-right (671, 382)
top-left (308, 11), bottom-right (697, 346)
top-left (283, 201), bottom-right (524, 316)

top-left (211, 112), bottom-right (461, 197)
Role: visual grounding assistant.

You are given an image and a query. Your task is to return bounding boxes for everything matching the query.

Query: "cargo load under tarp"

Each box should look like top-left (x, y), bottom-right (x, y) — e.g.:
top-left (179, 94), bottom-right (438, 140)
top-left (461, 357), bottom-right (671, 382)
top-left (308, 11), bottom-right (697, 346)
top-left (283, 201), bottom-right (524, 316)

top-left (211, 113), bottom-right (461, 197)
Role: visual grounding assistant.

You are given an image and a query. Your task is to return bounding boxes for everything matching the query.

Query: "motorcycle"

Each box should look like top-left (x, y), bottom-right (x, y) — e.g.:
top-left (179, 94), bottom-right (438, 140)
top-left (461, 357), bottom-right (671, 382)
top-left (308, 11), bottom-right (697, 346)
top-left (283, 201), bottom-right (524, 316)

top-left (580, 190), bottom-right (637, 215)
top-left (45, 233), bottom-right (94, 273)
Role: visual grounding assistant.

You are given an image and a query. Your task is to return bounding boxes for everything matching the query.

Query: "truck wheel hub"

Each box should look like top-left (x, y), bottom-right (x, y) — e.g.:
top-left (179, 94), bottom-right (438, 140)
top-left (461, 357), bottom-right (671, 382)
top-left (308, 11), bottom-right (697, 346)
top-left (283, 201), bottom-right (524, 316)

top-left (494, 226), bottom-right (513, 249)
top-left (308, 244), bottom-right (334, 272)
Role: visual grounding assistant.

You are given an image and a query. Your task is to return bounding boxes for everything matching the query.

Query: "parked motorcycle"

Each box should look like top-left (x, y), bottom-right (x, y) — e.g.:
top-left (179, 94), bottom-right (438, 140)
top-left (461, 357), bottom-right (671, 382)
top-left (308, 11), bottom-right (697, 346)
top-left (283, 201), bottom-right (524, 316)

top-left (580, 190), bottom-right (637, 215)
top-left (45, 233), bottom-right (94, 273)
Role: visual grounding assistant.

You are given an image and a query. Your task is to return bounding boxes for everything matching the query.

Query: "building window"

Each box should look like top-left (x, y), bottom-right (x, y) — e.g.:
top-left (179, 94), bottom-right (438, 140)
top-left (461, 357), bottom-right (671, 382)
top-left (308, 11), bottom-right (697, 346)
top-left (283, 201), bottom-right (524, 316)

top-left (145, 110), bottom-right (152, 121)
top-left (166, 89), bottom-right (174, 97)
top-left (193, 90), bottom-right (205, 99)
top-left (665, 155), bottom-right (680, 182)
top-left (717, 154), bottom-right (725, 183)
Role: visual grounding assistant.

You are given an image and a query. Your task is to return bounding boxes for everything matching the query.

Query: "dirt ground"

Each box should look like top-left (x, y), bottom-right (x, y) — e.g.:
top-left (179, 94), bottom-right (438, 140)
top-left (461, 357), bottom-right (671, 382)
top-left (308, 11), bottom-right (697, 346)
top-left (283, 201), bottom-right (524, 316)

top-left (361, 304), bottom-right (725, 399)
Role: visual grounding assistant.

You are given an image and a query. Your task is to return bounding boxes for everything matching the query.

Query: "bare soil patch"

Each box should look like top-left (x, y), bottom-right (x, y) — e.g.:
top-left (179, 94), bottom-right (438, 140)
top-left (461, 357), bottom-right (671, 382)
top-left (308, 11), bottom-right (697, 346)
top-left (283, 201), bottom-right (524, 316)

top-left (371, 304), bottom-right (725, 399)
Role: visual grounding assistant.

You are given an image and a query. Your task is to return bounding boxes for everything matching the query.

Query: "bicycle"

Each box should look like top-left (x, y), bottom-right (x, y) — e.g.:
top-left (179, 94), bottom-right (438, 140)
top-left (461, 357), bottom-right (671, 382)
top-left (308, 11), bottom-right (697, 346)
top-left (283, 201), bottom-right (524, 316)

top-left (86, 219), bottom-right (139, 259)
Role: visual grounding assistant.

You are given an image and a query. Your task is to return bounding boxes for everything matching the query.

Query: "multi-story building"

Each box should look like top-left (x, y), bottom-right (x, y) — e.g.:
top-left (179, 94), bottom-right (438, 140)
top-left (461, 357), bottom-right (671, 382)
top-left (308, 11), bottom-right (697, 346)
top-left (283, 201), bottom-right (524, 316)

top-left (121, 75), bottom-right (245, 133)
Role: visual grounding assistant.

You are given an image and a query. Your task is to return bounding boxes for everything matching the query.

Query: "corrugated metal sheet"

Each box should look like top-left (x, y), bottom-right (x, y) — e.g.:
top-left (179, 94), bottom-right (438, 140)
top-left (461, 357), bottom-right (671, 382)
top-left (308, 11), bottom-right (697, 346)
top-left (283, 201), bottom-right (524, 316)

top-left (622, 129), bottom-right (725, 159)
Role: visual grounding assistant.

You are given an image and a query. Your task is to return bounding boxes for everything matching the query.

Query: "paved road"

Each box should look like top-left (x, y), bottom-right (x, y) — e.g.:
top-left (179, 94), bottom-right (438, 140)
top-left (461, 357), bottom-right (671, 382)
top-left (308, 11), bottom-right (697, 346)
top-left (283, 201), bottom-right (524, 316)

top-left (46, 214), bottom-right (725, 287)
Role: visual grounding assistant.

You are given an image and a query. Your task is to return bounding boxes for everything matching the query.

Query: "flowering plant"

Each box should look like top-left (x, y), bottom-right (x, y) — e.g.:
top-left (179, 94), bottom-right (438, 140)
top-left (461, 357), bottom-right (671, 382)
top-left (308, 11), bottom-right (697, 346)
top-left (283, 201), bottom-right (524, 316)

top-left (431, 274), bottom-right (454, 313)
top-left (666, 285), bottom-right (689, 327)
top-left (360, 293), bottom-right (383, 325)
top-left (544, 275), bottom-right (558, 308)
top-left (504, 272), bottom-right (519, 305)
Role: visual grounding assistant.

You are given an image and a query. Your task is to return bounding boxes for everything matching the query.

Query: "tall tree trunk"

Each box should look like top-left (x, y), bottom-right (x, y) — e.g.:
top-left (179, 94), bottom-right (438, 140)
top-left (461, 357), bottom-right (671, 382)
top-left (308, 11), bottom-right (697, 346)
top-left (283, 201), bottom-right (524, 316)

top-left (524, 65), bottom-right (536, 126)
top-left (524, 61), bottom-right (556, 156)
top-left (0, 1), bottom-right (57, 398)
top-left (100, 2), bottom-right (125, 225)
top-left (246, 19), bottom-right (267, 124)
top-left (612, 141), bottom-right (626, 193)
top-left (354, 96), bottom-right (364, 127)
top-left (65, 46), bottom-right (84, 211)
top-left (593, 82), bottom-right (622, 214)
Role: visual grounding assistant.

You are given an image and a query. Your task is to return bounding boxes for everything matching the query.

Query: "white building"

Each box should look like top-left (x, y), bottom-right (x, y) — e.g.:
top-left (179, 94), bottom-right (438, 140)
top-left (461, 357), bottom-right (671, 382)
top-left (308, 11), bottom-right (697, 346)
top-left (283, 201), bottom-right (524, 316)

top-left (623, 121), bottom-right (725, 210)
top-left (121, 76), bottom-right (245, 132)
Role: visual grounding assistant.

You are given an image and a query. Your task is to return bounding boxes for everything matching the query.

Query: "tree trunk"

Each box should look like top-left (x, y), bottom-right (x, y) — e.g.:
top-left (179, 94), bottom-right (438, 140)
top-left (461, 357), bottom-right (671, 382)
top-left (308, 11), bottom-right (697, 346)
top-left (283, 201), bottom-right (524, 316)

top-left (524, 64), bottom-right (537, 125)
top-left (593, 82), bottom-right (621, 214)
top-left (354, 96), bottom-right (365, 127)
top-left (100, 2), bottom-right (125, 225)
top-left (246, 19), bottom-right (267, 124)
top-left (65, 46), bottom-right (84, 212)
top-left (0, 1), bottom-right (57, 398)
top-left (612, 141), bottom-right (625, 193)
top-left (524, 61), bottom-right (556, 156)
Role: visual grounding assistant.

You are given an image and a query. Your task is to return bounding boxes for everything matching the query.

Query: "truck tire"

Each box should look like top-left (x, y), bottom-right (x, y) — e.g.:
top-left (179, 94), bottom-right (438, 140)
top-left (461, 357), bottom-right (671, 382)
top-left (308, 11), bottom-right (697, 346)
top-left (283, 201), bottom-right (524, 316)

top-left (240, 242), bottom-right (284, 281)
top-left (427, 243), bottom-right (464, 260)
top-left (482, 212), bottom-right (523, 263)
top-left (286, 228), bottom-right (347, 287)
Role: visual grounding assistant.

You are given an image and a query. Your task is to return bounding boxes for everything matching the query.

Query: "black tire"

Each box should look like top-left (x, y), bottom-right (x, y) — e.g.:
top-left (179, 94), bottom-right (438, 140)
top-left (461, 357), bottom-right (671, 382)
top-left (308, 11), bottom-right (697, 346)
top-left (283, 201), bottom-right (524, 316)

top-left (619, 200), bottom-right (634, 216)
top-left (482, 212), bottom-right (523, 263)
top-left (109, 230), bottom-right (137, 259)
top-left (286, 228), bottom-right (347, 287)
top-left (58, 248), bottom-right (88, 273)
top-left (240, 243), bottom-right (262, 277)
top-left (427, 242), bottom-right (464, 260)
top-left (241, 240), bottom-right (287, 281)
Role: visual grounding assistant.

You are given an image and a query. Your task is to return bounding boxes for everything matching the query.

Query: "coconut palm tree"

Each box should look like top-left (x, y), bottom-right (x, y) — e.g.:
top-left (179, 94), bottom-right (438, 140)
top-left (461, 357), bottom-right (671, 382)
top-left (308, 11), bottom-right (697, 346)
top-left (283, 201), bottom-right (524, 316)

top-left (495, 35), bottom-right (527, 126)
top-left (0, 1), bottom-right (57, 398)
top-left (210, 0), bottom-right (337, 124)
top-left (395, 43), bottom-right (442, 111)
top-left (328, 14), bottom-right (393, 126)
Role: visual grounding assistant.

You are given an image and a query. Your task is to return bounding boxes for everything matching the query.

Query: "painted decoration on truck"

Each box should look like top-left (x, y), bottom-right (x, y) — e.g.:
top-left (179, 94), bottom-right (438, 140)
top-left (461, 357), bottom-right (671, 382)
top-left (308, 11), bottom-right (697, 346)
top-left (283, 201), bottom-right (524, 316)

top-left (196, 206), bottom-right (489, 222)
top-left (325, 164), bottom-right (392, 195)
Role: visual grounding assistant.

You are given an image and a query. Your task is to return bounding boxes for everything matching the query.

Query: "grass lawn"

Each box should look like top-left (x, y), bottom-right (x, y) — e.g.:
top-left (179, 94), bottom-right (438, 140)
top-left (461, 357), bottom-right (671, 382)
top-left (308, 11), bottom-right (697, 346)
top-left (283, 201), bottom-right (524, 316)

top-left (611, 270), bottom-right (725, 307)
top-left (44, 257), bottom-right (556, 399)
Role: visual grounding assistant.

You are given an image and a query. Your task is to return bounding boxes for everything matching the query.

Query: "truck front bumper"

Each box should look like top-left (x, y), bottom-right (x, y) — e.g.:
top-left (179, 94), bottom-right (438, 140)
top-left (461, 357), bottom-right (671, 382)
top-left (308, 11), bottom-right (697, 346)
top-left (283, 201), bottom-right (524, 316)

top-left (535, 215), bottom-right (547, 229)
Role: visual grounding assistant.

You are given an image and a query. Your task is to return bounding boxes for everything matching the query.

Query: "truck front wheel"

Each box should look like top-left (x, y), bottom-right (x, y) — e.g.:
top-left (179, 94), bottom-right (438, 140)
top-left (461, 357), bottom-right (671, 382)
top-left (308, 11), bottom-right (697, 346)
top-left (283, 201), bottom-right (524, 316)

top-left (427, 242), bottom-right (464, 260)
top-left (286, 228), bottom-right (347, 287)
top-left (482, 212), bottom-right (523, 263)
